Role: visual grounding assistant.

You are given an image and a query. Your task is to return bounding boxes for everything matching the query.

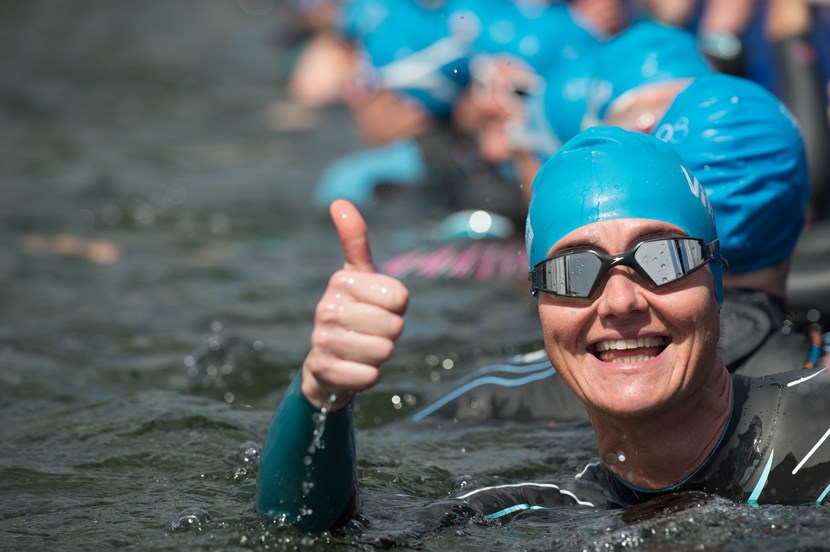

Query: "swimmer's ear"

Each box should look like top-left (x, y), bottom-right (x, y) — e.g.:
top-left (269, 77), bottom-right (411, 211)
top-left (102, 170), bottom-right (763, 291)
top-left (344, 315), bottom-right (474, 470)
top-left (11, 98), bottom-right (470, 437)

top-left (329, 199), bottom-right (376, 273)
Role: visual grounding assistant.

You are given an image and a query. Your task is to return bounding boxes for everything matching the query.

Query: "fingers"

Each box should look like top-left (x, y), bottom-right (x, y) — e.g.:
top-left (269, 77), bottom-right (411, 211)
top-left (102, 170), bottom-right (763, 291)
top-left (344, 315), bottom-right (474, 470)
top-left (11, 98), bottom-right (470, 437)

top-left (330, 199), bottom-right (376, 273)
top-left (323, 270), bottom-right (409, 314)
top-left (312, 271), bottom-right (408, 362)
top-left (316, 298), bottom-right (406, 338)
top-left (303, 350), bottom-right (384, 395)
top-left (303, 289), bottom-right (404, 407)
top-left (310, 326), bottom-right (398, 371)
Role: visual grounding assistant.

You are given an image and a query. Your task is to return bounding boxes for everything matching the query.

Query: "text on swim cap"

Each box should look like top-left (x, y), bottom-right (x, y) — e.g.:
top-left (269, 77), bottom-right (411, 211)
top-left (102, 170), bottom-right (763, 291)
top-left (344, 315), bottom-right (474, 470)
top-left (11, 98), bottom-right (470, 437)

top-left (681, 165), bottom-right (713, 219)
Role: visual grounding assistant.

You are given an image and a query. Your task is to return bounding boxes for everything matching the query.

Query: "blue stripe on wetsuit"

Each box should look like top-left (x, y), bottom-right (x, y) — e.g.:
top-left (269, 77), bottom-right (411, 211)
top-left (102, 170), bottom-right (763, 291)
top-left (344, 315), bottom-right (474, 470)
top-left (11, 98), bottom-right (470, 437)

top-left (485, 503), bottom-right (548, 519)
top-left (747, 450), bottom-right (775, 506)
top-left (411, 362), bottom-right (556, 421)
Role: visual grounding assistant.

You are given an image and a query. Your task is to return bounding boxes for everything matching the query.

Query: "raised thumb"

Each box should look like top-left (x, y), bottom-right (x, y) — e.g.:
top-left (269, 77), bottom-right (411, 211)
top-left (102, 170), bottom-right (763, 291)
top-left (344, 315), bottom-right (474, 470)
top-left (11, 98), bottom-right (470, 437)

top-left (329, 199), bottom-right (376, 273)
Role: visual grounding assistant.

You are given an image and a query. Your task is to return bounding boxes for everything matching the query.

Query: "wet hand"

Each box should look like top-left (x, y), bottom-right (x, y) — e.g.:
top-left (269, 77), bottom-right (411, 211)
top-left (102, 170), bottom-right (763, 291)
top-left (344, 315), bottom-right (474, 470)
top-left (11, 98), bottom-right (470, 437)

top-left (302, 199), bottom-right (409, 410)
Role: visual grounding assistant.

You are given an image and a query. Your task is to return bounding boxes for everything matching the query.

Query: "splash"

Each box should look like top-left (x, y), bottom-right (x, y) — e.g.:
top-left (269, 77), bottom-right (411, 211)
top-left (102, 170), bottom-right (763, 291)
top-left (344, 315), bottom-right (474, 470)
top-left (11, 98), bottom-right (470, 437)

top-left (307, 393), bottom-right (338, 455)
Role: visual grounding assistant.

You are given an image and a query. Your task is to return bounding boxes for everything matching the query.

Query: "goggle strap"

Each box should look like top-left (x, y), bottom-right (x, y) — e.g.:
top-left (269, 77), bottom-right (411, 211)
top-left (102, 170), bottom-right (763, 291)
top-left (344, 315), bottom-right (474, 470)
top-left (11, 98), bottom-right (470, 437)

top-left (703, 238), bottom-right (729, 269)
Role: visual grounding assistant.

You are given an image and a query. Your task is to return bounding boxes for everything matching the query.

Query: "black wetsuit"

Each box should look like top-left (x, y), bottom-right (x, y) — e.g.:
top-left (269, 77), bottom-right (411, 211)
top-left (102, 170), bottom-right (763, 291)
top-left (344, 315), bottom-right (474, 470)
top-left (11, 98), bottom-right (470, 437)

top-left (413, 288), bottom-right (824, 422)
top-left (450, 370), bottom-right (830, 523)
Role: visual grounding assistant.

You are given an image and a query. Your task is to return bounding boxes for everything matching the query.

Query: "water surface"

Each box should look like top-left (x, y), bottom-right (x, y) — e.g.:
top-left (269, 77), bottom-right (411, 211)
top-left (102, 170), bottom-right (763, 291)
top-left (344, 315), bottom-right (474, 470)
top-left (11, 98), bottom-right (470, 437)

top-left (2, 2), bottom-right (830, 551)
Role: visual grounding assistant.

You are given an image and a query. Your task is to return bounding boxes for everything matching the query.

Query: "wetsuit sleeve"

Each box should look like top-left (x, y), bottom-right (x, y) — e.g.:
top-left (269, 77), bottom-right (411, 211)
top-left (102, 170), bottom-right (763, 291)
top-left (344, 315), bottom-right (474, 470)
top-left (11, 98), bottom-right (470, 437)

top-left (255, 374), bottom-right (358, 531)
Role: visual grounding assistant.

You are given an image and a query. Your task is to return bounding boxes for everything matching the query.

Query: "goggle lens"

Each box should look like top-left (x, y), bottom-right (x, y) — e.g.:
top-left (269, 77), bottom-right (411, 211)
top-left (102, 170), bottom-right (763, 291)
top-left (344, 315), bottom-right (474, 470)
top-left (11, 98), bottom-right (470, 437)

top-left (633, 238), bottom-right (706, 286)
top-left (529, 237), bottom-right (723, 299)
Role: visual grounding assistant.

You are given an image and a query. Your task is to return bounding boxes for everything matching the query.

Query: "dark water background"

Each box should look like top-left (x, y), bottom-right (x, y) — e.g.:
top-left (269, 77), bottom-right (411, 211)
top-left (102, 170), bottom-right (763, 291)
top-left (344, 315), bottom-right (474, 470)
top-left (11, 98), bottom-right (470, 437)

top-left (2, 2), bottom-right (830, 550)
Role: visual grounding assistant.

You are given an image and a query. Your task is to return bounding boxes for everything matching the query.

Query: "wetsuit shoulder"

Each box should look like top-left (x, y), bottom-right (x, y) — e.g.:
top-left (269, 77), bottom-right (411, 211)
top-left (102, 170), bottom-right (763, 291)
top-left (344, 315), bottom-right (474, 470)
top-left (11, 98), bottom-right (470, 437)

top-left (720, 289), bottom-right (812, 375)
top-left (574, 370), bottom-right (830, 507)
top-left (692, 371), bottom-right (830, 505)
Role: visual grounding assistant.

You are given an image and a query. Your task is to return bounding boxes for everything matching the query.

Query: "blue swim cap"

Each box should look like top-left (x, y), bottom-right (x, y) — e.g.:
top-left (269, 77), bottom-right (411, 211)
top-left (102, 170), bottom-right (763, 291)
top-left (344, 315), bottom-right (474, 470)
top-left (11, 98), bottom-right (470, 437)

top-left (537, 49), bottom-right (597, 157)
top-left (526, 126), bottom-right (723, 303)
top-left (586, 20), bottom-right (712, 123)
top-left (342, 0), bottom-right (472, 117)
top-left (448, 0), bottom-right (600, 75)
top-left (653, 74), bottom-right (808, 273)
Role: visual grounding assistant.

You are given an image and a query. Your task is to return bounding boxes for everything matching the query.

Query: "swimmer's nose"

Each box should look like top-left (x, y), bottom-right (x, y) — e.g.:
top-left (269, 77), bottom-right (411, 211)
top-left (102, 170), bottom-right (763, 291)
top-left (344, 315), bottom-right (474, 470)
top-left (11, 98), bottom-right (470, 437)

top-left (595, 269), bottom-right (648, 319)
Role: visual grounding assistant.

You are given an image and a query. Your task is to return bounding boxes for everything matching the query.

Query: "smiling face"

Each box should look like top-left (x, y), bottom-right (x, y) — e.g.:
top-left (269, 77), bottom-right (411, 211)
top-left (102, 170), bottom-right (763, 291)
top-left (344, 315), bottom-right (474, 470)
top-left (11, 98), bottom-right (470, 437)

top-left (538, 218), bottom-right (721, 420)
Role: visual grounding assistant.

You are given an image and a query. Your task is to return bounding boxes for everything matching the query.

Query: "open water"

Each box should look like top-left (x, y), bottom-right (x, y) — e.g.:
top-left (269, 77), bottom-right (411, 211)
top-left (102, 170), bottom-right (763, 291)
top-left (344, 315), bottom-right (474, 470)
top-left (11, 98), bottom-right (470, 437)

top-left (2, 2), bottom-right (830, 551)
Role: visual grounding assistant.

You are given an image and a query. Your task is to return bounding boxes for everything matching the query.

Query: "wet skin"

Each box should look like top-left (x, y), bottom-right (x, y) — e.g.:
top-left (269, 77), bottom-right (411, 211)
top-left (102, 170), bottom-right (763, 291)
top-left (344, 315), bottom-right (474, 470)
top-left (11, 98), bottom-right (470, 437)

top-left (537, 218), bottom-right (722, 421)
top-left (537, 218), bottom-right (733, 488)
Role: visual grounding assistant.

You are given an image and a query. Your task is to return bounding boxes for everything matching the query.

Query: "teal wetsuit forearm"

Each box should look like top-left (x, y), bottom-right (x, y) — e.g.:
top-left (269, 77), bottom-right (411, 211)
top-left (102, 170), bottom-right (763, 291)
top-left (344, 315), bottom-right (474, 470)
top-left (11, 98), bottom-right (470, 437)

top-left (255, 375), bottom-right (357, 531)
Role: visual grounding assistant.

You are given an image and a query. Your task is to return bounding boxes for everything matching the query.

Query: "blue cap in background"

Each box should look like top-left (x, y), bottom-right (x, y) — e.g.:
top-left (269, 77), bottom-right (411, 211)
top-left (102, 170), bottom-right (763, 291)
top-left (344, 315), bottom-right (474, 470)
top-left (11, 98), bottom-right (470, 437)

top-left (653, 73), bottom-right (808, 273)
top-left (340, 0), bottom-right (472, 117)
top-left (447, 0), bottom-right (600, 76)
top-left (586, 20), bottom-right (712, 123)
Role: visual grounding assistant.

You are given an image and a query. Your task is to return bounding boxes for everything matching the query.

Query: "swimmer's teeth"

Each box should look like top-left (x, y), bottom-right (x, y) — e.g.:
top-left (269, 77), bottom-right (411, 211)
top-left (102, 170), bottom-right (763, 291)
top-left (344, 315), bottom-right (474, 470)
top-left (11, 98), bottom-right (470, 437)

top-left (610, 354), bottom-right (651, 364)
top-left (595, 336), bottom-right (665, 353)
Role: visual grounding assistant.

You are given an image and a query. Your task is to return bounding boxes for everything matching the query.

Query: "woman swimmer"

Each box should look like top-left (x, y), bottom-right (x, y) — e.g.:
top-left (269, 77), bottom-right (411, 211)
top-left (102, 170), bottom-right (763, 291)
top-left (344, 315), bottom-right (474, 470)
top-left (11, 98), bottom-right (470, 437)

top-left (256, 126), bottom-right (830, 531)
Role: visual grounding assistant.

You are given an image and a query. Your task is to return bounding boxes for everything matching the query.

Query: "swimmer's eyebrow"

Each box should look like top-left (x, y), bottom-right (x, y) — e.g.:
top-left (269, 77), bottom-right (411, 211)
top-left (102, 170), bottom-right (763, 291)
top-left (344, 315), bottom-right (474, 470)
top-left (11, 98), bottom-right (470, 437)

top-left (629, 229), bottom-right (688, 245)
top-left (551, 229), bottom-right (688, 255)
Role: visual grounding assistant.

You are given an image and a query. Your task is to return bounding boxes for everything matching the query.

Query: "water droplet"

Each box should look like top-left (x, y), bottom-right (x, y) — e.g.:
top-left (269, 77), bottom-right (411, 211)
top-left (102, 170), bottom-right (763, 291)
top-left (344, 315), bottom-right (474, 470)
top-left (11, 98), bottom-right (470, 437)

top-left (238, 441), bottom-right (260, 463)
top-left (207, 336), bottom-right (221, 351)
top-left (171, 507), bottom-right (212, 531)
top-left (307, 393), bottom-right (337, 454)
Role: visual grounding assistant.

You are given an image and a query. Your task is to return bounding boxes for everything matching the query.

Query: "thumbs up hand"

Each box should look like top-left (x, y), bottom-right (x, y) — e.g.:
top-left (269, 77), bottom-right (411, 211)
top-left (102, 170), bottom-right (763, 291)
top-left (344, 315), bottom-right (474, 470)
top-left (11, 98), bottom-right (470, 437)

top-left (301, 200), bottom-right (410, 410)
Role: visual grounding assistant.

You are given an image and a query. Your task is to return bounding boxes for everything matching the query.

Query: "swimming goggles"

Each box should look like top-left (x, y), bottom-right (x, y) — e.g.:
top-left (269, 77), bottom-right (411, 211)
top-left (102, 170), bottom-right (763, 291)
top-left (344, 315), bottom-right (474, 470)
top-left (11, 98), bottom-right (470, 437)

top-left (529, 237), bottom-right (725, 299)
